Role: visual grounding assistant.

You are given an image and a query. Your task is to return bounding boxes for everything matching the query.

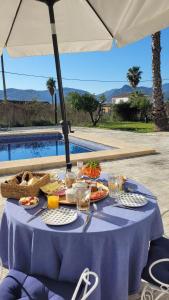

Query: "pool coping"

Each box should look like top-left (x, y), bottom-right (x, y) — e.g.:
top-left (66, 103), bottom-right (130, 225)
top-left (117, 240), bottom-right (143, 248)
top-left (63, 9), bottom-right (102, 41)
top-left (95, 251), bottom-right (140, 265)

top-left (0, 128), bottom-right (156, 175)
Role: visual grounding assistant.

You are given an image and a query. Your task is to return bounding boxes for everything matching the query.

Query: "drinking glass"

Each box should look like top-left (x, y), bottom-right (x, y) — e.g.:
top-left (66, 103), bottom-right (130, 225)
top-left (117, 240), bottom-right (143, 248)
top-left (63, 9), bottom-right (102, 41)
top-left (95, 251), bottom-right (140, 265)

top-left (76, 187), bottom-right (91, 211)
top-left (77, 161), bottom-right (83, 179)
top-left (77, 161), bottom-right (83, 169)
top-left (47, 195), bottom-right (59, 209)
top-left (108, 175), bottom-right (120, 198)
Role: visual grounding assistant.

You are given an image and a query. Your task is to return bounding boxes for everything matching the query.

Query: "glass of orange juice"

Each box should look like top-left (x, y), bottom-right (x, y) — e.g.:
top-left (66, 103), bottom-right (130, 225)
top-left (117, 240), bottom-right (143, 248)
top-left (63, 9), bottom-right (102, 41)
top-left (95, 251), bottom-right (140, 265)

top-left (47, 195), bottom-right (59, 209)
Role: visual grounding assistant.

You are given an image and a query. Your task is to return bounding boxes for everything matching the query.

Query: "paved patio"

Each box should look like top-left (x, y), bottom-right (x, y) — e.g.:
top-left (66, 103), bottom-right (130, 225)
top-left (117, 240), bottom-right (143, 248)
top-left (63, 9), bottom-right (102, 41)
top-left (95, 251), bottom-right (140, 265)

top-left (0, 127), bottom-right (169, 299)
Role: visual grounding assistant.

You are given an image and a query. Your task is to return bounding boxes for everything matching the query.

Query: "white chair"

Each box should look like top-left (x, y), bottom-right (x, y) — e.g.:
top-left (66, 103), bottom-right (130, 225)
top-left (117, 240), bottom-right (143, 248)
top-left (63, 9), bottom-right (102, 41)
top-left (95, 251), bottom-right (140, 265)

top-left (71, 268), bottom-right (99, 300)
top-left (141, 258), bottom-right (169, 300)
top-left (141, 210), bottom-right (169, 300)
top-left (0, 265), bottom-right (99, 300)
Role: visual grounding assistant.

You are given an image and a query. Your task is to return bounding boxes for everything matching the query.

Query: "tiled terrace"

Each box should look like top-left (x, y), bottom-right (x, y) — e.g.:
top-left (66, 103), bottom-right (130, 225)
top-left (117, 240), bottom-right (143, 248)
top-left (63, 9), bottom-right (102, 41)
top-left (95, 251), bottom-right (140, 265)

top-left (0, 127), bottom-right (169, 299)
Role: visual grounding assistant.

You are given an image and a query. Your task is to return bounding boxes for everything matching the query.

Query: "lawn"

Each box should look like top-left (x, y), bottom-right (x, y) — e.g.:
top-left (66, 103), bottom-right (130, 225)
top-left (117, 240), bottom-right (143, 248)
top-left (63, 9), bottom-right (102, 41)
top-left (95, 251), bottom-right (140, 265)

top-left (96, 121), bottom-right (155, 133)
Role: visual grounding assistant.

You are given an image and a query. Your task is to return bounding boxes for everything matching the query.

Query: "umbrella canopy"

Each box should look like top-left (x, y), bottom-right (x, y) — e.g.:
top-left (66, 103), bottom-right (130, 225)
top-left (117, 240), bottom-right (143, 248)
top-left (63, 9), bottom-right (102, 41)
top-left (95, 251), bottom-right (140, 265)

top-left (1, 0), bottom-right (169, 57)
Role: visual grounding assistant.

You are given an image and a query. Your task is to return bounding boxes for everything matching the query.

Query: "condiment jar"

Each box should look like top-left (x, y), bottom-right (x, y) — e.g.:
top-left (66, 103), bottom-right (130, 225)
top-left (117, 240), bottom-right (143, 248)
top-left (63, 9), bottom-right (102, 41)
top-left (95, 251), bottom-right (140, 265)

top-left (66, 188), bottom-right (77, 204)
top-left (65, 163), bottom-right (76, 188)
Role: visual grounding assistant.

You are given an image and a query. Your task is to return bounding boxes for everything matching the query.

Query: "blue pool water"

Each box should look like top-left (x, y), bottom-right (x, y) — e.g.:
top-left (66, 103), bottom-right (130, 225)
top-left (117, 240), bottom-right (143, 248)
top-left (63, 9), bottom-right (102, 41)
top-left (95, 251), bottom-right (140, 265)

top-left (0, 134), bottom-right (93, 161)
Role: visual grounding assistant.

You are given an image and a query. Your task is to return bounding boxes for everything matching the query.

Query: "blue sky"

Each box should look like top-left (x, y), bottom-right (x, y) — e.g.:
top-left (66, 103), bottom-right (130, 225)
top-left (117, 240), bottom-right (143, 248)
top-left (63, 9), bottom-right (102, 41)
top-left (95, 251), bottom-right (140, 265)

top-left (1, 27), bottom-right (169, 94)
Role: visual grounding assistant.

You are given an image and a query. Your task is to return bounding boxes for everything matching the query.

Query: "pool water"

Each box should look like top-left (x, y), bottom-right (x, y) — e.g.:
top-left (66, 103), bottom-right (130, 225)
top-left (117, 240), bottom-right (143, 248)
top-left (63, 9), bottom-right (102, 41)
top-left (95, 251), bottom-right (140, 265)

top-left (0, 137), bottom-right (93, 162)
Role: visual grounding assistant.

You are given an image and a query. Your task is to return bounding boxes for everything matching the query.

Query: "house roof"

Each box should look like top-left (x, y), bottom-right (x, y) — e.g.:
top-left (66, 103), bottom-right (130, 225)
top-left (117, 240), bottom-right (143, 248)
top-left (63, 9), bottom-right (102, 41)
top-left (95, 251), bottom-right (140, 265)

top-left (112, 93), bottom-right (130, 99)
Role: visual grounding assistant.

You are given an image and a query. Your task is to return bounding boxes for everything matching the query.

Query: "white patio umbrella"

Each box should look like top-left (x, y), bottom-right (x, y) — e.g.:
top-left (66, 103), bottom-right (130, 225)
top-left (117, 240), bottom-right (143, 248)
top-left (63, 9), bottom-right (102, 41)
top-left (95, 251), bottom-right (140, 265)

top-left (1, 0), bottom-right (169, 166)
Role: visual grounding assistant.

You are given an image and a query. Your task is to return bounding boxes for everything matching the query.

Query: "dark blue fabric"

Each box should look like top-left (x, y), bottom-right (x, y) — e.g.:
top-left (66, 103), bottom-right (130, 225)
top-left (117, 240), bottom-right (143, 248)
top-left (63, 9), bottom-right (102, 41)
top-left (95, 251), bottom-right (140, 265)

top-left (142, 237), bottom-right (169, 286)
top-left (0, 270), bottom-right (27, 300)
top-left (0, 178), bottom-right (163, 300)
top-left (36, 275), bottom-right (77, 300)
top-left (0, 270), bottom-right (76, 300)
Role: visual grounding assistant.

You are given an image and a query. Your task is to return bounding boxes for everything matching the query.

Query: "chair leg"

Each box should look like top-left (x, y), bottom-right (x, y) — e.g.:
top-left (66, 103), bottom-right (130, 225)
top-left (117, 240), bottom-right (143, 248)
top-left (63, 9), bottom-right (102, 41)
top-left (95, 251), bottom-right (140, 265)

top-left (155, 292), bottom-right (169, 300)
top-left (141, 284), bottom-right (154, 300)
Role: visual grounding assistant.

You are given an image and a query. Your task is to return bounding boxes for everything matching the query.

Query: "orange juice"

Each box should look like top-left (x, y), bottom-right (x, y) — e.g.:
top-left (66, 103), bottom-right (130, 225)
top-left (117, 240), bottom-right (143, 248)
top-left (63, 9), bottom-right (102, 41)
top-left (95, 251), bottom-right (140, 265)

top-left (47, 195), bottom-right (59, 209)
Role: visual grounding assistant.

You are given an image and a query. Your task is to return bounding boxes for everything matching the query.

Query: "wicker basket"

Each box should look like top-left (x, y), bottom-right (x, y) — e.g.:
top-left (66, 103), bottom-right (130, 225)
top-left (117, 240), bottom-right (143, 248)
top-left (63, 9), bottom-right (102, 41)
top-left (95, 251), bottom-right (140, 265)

top-left (1, 172), bottom-right (50, 200)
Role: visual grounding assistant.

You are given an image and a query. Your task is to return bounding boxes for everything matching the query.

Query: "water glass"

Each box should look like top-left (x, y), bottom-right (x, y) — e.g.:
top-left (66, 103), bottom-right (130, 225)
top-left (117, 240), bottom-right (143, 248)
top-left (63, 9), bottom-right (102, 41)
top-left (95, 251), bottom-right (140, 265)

top-left (77, 161), bottom-right (83, 169)
top-left (77, 161), bottom-right (83, 179)
top-left (108, 175), bottom-right (120, 198)
top-left (76, 187), bottom-right (91, 211)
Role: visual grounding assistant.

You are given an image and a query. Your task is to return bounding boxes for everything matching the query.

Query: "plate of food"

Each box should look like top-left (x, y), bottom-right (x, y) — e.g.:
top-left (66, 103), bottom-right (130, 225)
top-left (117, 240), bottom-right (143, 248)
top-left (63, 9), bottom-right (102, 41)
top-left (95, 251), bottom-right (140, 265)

top-left (90, 182), bottom-right (109, 202)
top-left (58, 181), bottom-right (109, 205)
top-left (19, 196), bottom-right (39, 209)
top-left (82, 160), bottom-right (101, 179)
top-left (40, 180), bottom-right (66, 196)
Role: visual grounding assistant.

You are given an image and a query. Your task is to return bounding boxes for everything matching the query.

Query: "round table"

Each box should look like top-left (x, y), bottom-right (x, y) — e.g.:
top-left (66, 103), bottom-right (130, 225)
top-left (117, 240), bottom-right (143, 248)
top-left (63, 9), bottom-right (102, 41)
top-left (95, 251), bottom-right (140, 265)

top-left (0, 178), bottom-right (163, 300)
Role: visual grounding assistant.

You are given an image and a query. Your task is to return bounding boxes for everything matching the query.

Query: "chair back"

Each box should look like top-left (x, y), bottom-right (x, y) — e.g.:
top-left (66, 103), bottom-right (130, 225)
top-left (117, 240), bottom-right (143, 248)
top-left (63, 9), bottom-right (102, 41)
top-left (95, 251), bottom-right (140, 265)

top-left (149, 258), bottom-right (169, 289)
top-left (71, 268), bottom-right (99, 300)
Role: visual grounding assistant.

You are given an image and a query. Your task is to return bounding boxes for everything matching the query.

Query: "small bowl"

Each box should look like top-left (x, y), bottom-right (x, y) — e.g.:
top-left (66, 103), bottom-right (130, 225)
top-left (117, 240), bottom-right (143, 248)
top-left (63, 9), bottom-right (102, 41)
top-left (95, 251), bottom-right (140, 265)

top-left (19, 197), bottom-right (39, 209)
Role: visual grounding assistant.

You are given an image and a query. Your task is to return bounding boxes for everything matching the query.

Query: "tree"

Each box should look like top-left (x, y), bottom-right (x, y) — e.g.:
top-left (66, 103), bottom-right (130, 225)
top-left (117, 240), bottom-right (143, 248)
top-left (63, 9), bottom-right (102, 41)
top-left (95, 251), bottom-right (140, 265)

top-left (112, 101), bottom-right (135, 121)
top-left (69, 92), bottom-right (105, 126)
top-left (129, 91), bottom-right (152, 121)
top-left (46, 77), bottom-right (56, 106)
top-left (152, 31), bottom-right (168, 131)
top-left (127, 66), bottom-right (142, 89)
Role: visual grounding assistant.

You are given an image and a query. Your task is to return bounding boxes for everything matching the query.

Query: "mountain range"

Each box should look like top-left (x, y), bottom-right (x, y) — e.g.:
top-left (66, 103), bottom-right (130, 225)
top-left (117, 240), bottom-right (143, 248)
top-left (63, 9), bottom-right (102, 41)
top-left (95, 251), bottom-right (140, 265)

top-left (0, 83), bottom-right (169, 103)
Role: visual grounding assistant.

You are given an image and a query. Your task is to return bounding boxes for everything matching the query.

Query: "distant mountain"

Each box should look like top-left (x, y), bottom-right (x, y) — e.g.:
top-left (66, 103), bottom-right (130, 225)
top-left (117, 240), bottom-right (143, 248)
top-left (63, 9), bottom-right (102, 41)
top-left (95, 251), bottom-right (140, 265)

top-left (101, 85), bottom-right (151, 102)
top-left (100, 83), bottom-right (169, 102)
top-left (0, 87), bottom-right (87, 103)
top-left (1, 83), bottom-right (169, 103)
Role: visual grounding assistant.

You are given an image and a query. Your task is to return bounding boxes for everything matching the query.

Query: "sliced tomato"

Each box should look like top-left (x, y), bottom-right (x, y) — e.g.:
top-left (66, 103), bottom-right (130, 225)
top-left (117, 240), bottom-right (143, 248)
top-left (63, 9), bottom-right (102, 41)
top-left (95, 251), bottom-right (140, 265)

top-left (90, 190), bottom-right (107, 200)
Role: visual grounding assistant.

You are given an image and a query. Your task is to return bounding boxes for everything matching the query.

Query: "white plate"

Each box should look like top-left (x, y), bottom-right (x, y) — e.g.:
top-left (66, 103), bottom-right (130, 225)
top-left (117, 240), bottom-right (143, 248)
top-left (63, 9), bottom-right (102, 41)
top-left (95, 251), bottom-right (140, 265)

top-left (117, 192), bottom-right (148, 207)
top-left (41, 207), bottom-right (78, 226)
top-left (19, 202), bottom-right (39, 210)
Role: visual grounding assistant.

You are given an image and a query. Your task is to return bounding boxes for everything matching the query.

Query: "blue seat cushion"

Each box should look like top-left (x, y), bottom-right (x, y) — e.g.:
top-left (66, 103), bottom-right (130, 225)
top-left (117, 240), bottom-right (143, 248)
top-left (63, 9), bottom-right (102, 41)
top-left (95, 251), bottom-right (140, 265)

top-left (142, 237), bottom-right (169, 286)
top-left (0, 270), bottom-right (26, 300)
top-left (0, 270), bottom-right (77, 300)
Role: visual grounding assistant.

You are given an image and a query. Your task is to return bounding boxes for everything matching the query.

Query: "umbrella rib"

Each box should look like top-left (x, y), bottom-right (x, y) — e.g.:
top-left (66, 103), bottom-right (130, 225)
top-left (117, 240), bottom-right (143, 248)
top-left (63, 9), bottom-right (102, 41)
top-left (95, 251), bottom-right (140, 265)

top-left (5, 0), bottom-right (23, 46)
top-left (85, 0), bottom-right (113, 39)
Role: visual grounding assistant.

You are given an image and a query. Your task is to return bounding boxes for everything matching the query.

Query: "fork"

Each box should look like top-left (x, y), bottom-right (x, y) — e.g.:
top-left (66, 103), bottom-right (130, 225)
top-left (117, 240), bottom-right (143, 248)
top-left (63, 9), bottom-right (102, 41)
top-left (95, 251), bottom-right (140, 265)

top-left (27, 202), bottom-right (48, 223)
top-left (82, 212), bottom-right (92, 232)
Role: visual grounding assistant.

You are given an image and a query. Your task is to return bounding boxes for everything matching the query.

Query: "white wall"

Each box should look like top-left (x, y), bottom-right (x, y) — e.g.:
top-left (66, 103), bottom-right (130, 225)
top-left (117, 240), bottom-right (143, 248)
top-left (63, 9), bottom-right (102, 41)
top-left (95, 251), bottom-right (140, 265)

top-left (112, 97), bottom-right (129, 104)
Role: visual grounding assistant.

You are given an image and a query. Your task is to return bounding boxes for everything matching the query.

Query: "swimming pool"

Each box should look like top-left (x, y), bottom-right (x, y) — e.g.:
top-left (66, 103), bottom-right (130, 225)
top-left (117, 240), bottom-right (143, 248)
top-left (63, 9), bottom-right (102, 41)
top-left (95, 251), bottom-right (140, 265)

top-left (0, 133), bottom-right (112, 162)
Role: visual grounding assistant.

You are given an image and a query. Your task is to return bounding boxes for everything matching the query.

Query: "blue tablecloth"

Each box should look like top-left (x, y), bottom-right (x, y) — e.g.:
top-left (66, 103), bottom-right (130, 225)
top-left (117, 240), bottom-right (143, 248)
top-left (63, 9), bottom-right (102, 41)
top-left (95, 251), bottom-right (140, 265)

top-left (0, 178), bottom-right (163, 300)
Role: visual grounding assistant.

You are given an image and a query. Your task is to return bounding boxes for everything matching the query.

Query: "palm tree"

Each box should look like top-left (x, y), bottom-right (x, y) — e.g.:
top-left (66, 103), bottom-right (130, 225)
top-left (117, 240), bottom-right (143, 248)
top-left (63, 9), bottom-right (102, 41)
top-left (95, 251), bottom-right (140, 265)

top-left (127, 66), bottom-right (142, 89)
top-left (46, 77), bottom-right (56, 106)
top-left (152, 31), bottom-right (168, 131)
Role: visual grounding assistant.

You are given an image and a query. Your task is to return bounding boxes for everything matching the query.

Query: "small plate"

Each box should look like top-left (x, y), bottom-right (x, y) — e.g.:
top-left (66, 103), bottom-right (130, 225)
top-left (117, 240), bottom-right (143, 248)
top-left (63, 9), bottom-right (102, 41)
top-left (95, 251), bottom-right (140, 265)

top-left (41, 207), bottom-right (78, 226)
top-left (117, 192), bottom-right (148, 207)
top-left (19, 201), bottom-right (39, 210)
top-left (19, 197), bottom-right (39, 209)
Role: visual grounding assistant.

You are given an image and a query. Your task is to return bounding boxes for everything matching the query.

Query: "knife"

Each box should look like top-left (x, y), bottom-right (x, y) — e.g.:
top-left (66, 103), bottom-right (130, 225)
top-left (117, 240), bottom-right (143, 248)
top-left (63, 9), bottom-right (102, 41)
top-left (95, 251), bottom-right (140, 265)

top-left (27, 202), bottom-right (47, 223)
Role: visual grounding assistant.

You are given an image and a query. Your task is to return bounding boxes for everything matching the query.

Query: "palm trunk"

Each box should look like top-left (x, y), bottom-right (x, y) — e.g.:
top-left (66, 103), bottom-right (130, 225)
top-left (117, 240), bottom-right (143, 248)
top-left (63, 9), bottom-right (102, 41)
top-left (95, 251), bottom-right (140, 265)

top-left (152, 32), bottom-right (168, 131)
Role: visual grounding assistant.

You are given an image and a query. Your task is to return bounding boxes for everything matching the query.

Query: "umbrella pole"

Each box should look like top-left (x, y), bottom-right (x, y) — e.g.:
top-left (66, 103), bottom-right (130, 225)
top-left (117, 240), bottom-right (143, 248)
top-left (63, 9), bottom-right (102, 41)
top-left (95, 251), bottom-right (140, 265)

top-left (46, 0), bottom-right (70, 166)
top-left (1, 54), bottom-right (7, 101)
top-left (54, 93), bottom-right (58, 125)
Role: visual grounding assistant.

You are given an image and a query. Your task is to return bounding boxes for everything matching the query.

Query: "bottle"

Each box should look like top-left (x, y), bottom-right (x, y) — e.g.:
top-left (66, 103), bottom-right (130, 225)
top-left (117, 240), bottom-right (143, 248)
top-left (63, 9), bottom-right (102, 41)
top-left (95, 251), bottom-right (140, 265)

top-left (77, 161), bottom-right (83, 179)
top-left (65, 163), bottom-right (76, 188)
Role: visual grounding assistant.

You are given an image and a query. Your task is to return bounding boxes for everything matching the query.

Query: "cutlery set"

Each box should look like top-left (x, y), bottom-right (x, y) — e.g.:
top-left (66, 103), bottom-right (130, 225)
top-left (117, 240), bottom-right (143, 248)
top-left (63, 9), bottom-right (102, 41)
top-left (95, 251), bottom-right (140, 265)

top-left (26, 190), bottom-right (150, 232)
